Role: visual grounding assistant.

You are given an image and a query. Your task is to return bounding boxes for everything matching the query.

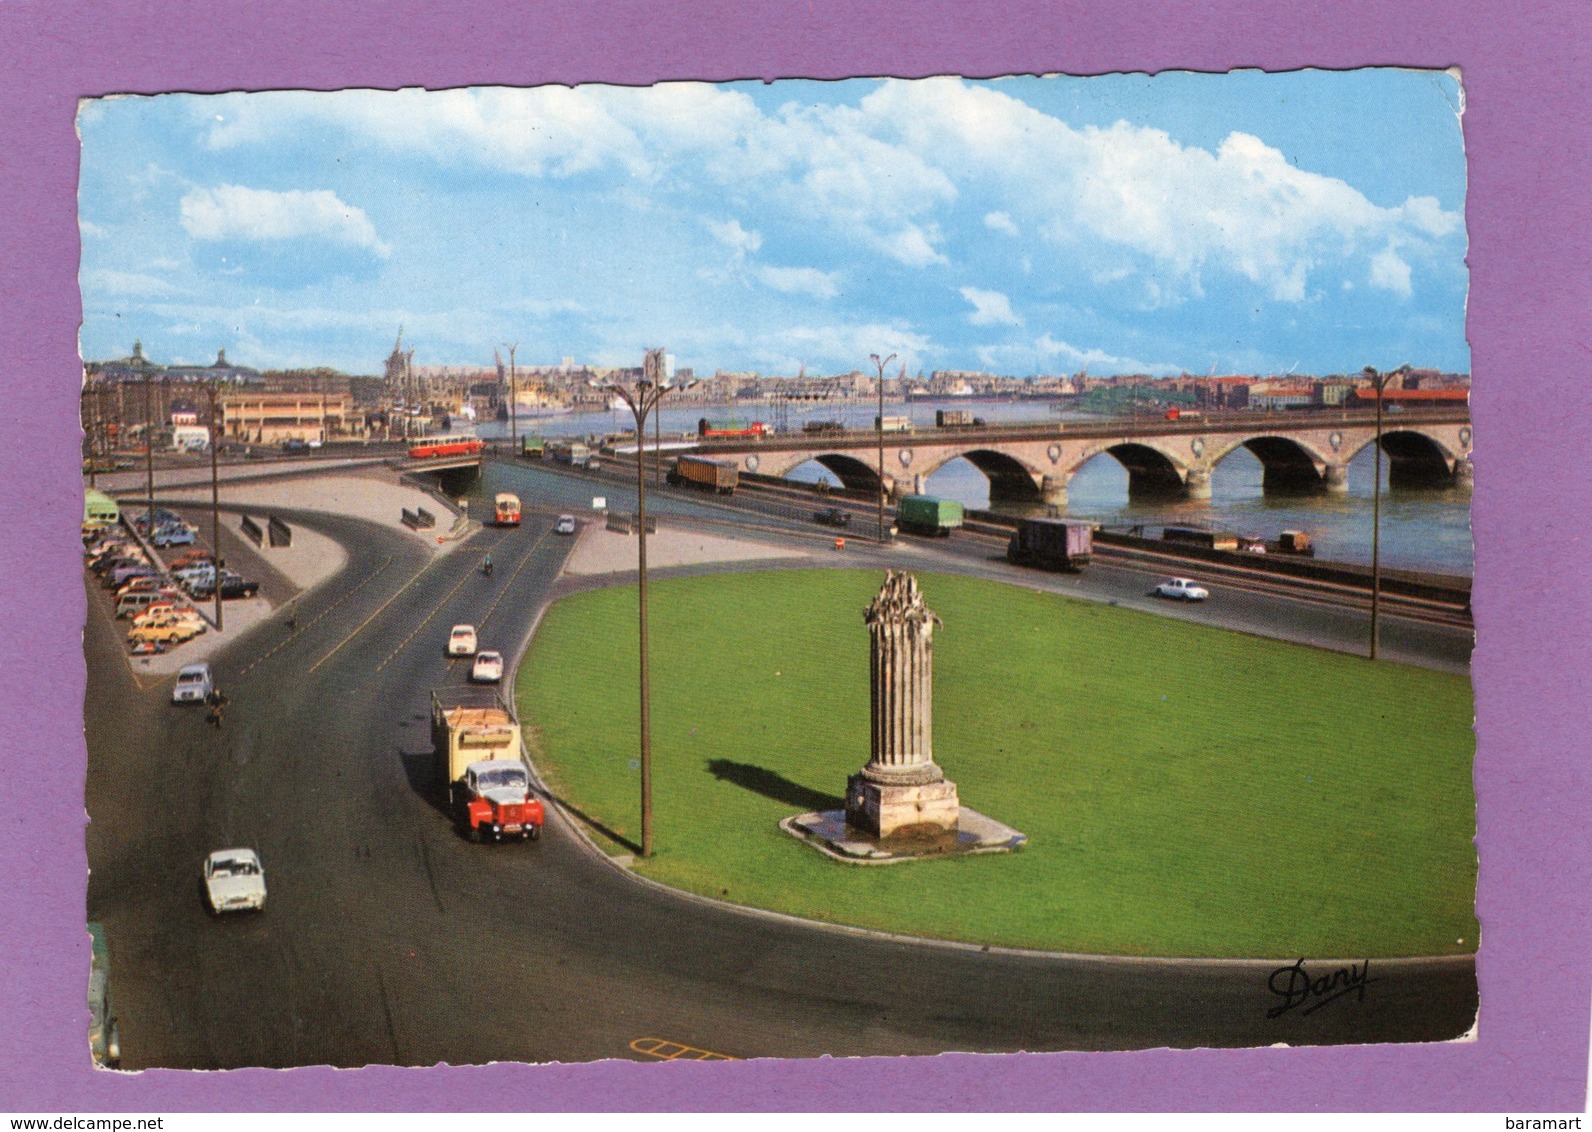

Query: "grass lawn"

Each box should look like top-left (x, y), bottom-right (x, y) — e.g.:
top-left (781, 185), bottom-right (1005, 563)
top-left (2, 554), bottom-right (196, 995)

top-left (517, 569), bottom-right (1476, 958)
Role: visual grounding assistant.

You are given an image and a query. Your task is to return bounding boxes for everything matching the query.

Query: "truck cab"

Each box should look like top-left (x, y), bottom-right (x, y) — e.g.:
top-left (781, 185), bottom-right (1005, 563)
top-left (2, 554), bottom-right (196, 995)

top-left (459, 759), bottom-right (544, 842)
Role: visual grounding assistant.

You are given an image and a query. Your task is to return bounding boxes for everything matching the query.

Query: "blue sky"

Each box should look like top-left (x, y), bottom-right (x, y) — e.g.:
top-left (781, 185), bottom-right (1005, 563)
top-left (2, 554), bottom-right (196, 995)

top-left (77, 70), bottom-right (1468, 378)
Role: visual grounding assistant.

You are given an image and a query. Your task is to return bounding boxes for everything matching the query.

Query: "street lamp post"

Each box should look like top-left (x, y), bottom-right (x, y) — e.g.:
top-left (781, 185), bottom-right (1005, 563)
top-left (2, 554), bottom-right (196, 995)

top-left (1363, 364), bottom-right (1409, 661)
top-left (593, 349), bottom-right (697, 858)
top-left (205, 382), bottom-right (224, 631)
top-left (870, 352), bottom-right (896, 541)
top-left (502, 343), bottom-right (518, 454)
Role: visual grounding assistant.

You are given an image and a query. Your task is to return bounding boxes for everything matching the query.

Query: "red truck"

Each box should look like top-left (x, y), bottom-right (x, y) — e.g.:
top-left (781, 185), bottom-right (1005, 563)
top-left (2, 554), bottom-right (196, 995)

top-left (432, 689), bottom-right (544, 842)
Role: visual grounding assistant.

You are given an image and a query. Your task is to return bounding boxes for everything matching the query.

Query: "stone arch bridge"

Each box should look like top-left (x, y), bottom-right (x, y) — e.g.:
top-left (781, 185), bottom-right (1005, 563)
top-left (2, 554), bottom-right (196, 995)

top-left (688, 408), bottom-right (1473, 506)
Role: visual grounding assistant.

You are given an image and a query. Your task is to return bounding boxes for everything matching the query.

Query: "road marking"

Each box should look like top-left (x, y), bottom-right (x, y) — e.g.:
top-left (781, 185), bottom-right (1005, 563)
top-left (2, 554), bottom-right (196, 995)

top-left (238, 555), bottom-right (395, 677)
top-left (371, 523), bottom-right (554, 673)
top-left (629, 1037), bottom-right (739, 1062)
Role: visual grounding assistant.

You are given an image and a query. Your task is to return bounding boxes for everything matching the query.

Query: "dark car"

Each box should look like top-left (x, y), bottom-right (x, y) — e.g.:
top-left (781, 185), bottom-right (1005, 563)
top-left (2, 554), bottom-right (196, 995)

top-left (281, 438), bottom-right (309, 452)
top-left (813, 507), bottom-right (851, 528)
top-left (192, 573), bottom-right (260, 600)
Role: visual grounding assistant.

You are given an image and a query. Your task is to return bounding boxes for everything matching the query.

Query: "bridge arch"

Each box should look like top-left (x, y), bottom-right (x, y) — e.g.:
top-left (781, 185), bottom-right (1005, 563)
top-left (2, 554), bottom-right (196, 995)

top-left (1206, 434), bottom-right (1335, 493)
top-left (932, 449), bottom-right (1046, 504)
top-left (1073, 441), bottom-right (1188, 499)
top-left (1346, 428), bottom-right (1460, 487)
top-left (810, 452), bottom-right (886, 495)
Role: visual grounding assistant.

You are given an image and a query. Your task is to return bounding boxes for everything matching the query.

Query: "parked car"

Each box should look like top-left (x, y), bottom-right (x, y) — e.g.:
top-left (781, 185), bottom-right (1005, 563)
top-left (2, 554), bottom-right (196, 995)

top-left (281, 438), bottom-right (309, 452)
top-left (134, 601), bottom-right (199, 627)
top-left (188, 573), bottom-right (259, 600)
top-left (152, 527), bottom-right (197, 548)
top-left (812, 507), bottom-right (851, 528)
top-left (172, 662), bottom-right (214, 704)
top-left (1152, 577), bottom-right (1210, 602)
top-left (129, 619), bottom-right (203, 646)
top-left (554, 514), bottom-right (577, 535)
top-left (448, 624), bottom-right (478, 656)
top-left (471, 650), bottom-right (504, 683)
top-left (202, 849), bottom-right (267, 914)
top-left (108, 563), bottom-right (158, 589)
top-left (168, 550), bottom-right (216, 570)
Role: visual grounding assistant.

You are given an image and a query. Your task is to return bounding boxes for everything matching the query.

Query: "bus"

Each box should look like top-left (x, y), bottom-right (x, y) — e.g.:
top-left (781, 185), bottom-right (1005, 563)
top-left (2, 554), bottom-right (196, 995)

top-left (494, 493), bottom-right (521, 527)
top-left (408, 436), bottom-right (485, 459)
top-left (84, 487), bottom-right (119, 530)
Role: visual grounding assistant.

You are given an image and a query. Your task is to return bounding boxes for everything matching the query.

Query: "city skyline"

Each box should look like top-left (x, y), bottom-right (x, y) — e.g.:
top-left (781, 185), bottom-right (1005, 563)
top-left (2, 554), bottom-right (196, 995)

top-left (78, 70), bottom-right (1469, 379)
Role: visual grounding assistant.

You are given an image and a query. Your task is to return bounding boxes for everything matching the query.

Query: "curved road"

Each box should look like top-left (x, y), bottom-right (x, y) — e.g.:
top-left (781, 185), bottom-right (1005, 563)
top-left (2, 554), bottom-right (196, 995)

top-left (85, 459), bottom-right (1476, 1069)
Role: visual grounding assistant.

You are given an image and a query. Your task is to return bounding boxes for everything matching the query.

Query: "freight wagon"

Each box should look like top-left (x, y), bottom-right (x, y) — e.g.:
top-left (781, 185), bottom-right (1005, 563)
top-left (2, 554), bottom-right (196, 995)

top-left (895, 495), bottom-right (963, 537)
top-left (1007, 517), bottom-right (1093, 570)
top-left (669, 454), bottom-right (738, 494)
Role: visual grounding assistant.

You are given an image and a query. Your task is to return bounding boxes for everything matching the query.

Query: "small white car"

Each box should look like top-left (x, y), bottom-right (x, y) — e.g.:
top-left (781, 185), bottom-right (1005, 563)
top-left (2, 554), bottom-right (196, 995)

top-left (1153, 577), bottom-right (1210, 602)
top-left (203, 848), bottom-right (267, 914)
top-left (448, 625), bottom-right (478, 656)
top-left (173, 663), bottom-right (215, 704)
top-left (471, 650), bottom-right (504, 683)
top-left (554, 514), bottom-right (577, 535)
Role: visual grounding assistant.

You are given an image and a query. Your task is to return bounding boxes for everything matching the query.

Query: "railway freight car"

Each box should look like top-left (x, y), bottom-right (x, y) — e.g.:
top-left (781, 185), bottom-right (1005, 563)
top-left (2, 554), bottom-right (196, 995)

top-left (669, 454), bottom-right (738, 494)
top-left (896, 495), bottom-right (963, 537)
top-left (1008, 517), bottom-right (1093, 570)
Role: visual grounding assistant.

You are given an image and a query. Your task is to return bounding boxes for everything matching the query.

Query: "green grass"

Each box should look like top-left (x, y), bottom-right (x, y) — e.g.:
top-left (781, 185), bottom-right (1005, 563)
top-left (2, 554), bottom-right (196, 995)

top-left (517, 569), bottom-right (1477, 958)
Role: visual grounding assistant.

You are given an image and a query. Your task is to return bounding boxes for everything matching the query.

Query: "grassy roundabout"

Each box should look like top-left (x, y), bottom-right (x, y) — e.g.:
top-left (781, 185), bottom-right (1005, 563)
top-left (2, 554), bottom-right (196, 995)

top-left (517, 569), bottom-right (1477, 959)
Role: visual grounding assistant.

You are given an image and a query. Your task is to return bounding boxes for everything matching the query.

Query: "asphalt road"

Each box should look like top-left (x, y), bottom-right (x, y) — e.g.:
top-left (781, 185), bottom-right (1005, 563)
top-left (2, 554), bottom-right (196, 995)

top-left (85, 459), bottom-right (1477, 1069)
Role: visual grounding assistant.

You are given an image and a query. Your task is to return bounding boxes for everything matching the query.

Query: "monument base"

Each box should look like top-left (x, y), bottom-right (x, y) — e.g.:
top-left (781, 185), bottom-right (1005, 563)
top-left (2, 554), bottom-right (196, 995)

top-left (846, 772), bottom-right (960, 838)
top-left (782, 806), bottom-right (1027, 865)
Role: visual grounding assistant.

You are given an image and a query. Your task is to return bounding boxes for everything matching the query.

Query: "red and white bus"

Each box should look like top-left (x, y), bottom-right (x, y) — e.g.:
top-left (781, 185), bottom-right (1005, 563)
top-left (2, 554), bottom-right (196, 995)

top-left (494, 493), bottom-right (521, 527)
top-left (408, 435), bottom-right (485, 459)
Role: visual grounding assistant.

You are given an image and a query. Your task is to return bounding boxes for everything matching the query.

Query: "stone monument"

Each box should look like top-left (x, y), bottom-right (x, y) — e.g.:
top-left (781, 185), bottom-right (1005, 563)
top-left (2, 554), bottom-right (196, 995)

top-left (844, 570), bottom-right (960, 838)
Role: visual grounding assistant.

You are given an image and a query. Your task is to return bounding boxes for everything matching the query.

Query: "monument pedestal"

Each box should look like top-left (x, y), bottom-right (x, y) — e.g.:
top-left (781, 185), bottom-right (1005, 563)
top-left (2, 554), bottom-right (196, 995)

top-left (846, 772), bottom-right (960, 838)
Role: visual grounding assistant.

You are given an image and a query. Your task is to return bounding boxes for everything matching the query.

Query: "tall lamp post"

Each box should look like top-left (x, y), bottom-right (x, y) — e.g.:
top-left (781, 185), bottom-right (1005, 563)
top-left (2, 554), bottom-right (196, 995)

top-left (1363, 363), bottom-right (1410, 660)
top-left (870, 352), bottom-right (895, 541)
top-left (592, 349), bottom-right (697, 858)
top-left (204, 381), bottom-right (225, 631)
top-left (501, 343), bottom-right (518, 454)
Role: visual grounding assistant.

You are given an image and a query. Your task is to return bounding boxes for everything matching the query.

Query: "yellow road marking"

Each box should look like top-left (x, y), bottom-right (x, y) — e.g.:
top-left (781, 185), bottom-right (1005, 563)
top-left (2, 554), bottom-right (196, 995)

top-left (629, 1037), bottom-right (739, 1062)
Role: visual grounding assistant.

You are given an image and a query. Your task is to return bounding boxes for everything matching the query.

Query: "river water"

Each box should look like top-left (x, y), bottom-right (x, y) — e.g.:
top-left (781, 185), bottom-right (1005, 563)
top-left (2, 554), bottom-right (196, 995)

top-left (474, 397), bottom-right (1473, 578)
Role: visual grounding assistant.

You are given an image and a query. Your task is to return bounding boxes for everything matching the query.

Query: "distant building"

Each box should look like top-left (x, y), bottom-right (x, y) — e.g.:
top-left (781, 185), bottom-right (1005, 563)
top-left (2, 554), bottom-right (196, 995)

top-left (220, 390), bottom-right (356, 445)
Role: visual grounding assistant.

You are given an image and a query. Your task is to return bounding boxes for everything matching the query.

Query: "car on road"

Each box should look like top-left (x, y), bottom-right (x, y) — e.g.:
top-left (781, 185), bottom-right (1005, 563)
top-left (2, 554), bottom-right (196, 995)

top-left (1152, 577), bottom-right (1210, 602)
top-left (554, 514), bottom-right (577, 535)
top-left (202, 848), bottom-right (266, 914)
top-left (471, 650), bottom-right (504, 683)
top-left (448, 624), bottom-right (478, 656)
top-left (172, 662), bottom-right (214, 704)
top-left (812, 507), bottom-right (851, 528)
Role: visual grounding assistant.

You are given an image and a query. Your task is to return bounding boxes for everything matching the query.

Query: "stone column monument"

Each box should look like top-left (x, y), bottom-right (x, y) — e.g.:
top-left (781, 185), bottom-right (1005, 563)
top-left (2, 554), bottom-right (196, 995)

top-left (845, 571), bottom-right (960, 838)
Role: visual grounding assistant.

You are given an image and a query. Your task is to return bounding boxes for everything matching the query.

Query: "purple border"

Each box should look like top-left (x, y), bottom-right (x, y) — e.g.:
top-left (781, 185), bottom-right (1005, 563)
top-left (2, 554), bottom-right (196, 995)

top-left (4, 0), bottom-right (1588, 1113)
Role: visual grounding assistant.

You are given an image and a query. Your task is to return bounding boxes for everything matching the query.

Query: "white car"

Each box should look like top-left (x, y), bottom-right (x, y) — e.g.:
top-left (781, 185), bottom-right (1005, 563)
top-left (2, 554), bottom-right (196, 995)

top-left (471, 650), bottom-right (504, 683)
top-left (554, 514), bottom-right (577, 535)
top-left (173, 665), bottom-right (215, 703)
top-left (448, 624), bottom-right (478, 656)
top-left (1153, 577), bottom-right (1210, 602)
top-left (202, 848), bottom-right (267, 914)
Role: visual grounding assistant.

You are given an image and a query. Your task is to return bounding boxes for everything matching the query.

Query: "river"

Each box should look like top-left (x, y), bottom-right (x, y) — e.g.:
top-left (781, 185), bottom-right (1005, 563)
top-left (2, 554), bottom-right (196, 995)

top-left (473, 397), bottom-right (1473, 578)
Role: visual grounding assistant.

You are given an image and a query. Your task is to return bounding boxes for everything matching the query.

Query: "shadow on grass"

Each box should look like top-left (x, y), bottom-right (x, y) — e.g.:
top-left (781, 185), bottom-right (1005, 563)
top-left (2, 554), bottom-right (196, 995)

top-left (537, 786), bottom-right (643, 857)
top-left (706, 759), bottom-right (844, 813)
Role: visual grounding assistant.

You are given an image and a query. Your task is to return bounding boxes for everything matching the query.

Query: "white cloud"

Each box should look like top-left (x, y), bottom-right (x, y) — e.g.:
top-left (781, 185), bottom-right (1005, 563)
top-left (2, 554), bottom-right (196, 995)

top-left (707, 218), bottom-right (762, 256)
top-left (179, 184), bottom-right (391, 256)
top-left (984, 211), bottom-right (1018, 236)
top-left (80, 268), bottom-right (181, 298)
top-left (1369, 246), bottom-right (1413, 297)
top-left (959, 286), bottom-right (1021, 326)
top-left (757, 266), bottom-right (839, 300)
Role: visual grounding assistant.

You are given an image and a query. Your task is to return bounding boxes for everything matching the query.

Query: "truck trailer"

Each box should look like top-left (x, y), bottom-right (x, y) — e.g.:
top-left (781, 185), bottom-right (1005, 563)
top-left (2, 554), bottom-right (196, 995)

top-left (546, 440), bottom-right (594, 468)
top-left (431, 689), bottom-right (543, 841)
top-left (1008, 517), bottom-right (1093, 570)
top-left (896, 495), bottom-right (964, 537)
top-left (669, 454), bottom-right (739, 494)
